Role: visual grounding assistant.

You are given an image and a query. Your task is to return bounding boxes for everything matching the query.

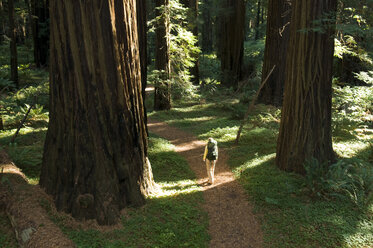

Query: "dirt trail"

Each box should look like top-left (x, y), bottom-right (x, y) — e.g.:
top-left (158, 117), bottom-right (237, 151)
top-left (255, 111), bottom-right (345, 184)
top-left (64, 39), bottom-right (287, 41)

top-left (148, 118), bottom-right (263, 248)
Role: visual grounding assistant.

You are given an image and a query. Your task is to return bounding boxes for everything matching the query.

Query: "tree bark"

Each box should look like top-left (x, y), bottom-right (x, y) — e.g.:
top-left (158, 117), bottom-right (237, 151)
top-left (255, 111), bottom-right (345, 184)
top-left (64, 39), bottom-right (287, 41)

top-left (276, 0), bottom-right (337, 174)
top-left (0, 115), bottom-right (3, 131)
top-left (136, 0), bottom-right (148, 133)
top-left (31, 0), bottom-right (49, 67)
top-left (201, 0), bottom-right (213, 53)
top-left (40, 0), bottom-right (155, 225)
top-left (254, 0), bottom-right (261, 40)
top-left (154, 0), bottom-right (171, 110)
top-left (8, 0), bottom-right (18, 88)
top-left (0, 0), bottom-right (4, 44)
top-left (258, 0), bottom-right (291, 106)
top-left (220, 0), bottom-right (246, 87)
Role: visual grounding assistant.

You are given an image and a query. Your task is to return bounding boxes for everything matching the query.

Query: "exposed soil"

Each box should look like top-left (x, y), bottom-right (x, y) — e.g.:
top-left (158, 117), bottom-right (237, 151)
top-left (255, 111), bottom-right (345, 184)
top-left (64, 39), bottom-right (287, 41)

top-left (0, 149), bottom-right (75, 248)
top-left (148, 118), bottom-right (263, 248)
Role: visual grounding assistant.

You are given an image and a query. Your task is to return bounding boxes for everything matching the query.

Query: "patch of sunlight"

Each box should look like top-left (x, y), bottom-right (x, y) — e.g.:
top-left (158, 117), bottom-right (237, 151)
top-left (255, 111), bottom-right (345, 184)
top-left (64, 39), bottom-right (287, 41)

top-left (149, 180), bottom-right (200, 199)
top-left (200, 126), bottom-right (239, 143)
top-left (233, 153), bottom-right (276, 176)
top-left (28, 177), bottom-right (39, 185)
top-left (333, 140), bottom-right (371, 158)
top-left (168, 116), bottom-right (215, 124)
top-left (344, 219), bottom-right (373, 248)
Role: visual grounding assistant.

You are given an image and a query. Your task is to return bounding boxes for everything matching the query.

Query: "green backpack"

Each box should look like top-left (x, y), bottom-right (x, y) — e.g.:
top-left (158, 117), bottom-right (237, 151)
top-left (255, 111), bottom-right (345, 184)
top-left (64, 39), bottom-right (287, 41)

top-left (207, 139), bottom-right (218, 160)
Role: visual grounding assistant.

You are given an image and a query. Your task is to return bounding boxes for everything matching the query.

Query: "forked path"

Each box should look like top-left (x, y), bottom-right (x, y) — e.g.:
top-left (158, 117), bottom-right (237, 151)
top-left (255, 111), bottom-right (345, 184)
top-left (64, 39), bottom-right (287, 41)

top-left (148, 118), bottom-right (263, 248)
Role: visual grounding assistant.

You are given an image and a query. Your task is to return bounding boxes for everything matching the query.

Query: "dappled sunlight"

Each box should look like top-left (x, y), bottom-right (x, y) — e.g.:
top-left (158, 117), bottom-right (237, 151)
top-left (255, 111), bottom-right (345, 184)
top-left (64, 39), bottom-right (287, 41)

top-left (334, 140), bottom-right (372, 158)
top-left (149, 180), bottom-right (201, 199)
top-left (233, 153), bottom-right (276, 177)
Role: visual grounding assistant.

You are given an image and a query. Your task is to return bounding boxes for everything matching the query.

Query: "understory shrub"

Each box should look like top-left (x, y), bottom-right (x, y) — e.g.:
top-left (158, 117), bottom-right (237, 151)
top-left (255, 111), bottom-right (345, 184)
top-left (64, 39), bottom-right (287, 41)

top-left (304, 157), bottom-right (373, 210)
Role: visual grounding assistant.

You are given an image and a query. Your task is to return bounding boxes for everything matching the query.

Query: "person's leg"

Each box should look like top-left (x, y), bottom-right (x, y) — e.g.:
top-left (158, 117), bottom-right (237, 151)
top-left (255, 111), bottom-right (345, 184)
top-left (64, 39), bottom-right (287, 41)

top-left (206, 159), bottom-right (212, 183)
top-left (210, 160), bottom-right (216, 183)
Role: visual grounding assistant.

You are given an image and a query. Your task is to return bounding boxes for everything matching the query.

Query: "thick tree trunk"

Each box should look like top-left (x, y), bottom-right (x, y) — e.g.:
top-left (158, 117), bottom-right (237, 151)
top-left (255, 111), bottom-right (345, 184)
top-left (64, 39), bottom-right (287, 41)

top-left (276, 0), bottom-right (337, 174)
top-left (31, 0), bottom-right (49, 67)
top-left (220, 0), bottom-right (246, 87)
top-left (154, 0), bottom-right (171, 110)
top-left (0, 115), bottom-right (3, 130)
top-left (8, 0), bottom-right (18, 88)
top-left (254, 0), bottom-right (261, 40)
top-left (201, 0), bottom-right (213, 53)
top-left (40, 0), bottom-right (155, 225)
top-left (258, 0), bottom-right (291, 106)
top-left (0, 0), bottom-right (4, 44)
top-left (137, 0), bottom-right (148, 133)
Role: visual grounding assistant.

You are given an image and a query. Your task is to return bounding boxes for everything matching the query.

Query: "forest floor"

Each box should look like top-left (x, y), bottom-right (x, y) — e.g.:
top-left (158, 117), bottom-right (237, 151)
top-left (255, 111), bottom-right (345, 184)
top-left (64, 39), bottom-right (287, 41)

top-left (148, 118), bottom-right (263, 248)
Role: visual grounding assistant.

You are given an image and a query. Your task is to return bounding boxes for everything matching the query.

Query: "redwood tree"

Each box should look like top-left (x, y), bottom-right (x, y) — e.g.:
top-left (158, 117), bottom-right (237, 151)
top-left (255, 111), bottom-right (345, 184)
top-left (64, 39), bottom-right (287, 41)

top-left (219, 0), bottom-right (246, 87)
top-left (40, 0), bottom-right (155, 225)
top-left (8, 0), bottom-right (18, 88)
top-left (276, 0), bottom-right (337, 174)
top-left (31, 0), bottom-right (49, 67)
top-left (154, 0), bottom-right (171, 110)
top-left (258, 0), bottom-right (291, 106)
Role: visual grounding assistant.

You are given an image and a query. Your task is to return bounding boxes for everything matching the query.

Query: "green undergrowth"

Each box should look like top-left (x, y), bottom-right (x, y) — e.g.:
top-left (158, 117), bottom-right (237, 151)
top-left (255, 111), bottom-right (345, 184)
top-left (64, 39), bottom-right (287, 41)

top-left (149, 86), bottom-right (373, 248)
top-left (55, 135), bottom-right (209, 248)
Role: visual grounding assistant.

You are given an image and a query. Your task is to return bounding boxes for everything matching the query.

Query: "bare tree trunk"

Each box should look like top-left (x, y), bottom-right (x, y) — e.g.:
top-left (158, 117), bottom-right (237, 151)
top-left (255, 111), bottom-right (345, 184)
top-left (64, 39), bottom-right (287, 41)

top-left (254, 0), bottom-right (261, 40)
top-left (258, 0), bottom-right (291, 106)
top-left (40, 0), bottom-right (155, 225)
top-left (220, 0), bottom-right (246, 87)
top-left (137, 0), bottom-right (148, 134)
top-left (31, 0), bottom-right (49, 67)
top-left (154, 0), bottom-right (171, 110)
top-left (0, 0), bottom-right (4, 44)
top-left (201, 0), bottom-right (213, 53)
top-left (276, 0), bottom-right (337, 174)
top-left (8, 0), bottom-right (18, 88)
top-left (0, 115), bottom-right (4, 130)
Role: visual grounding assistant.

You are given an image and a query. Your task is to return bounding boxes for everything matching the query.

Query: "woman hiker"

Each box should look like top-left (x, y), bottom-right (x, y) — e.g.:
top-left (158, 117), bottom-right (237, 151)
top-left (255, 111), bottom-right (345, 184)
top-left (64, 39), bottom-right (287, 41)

top-left (203, 137), bottom-right (218, 184)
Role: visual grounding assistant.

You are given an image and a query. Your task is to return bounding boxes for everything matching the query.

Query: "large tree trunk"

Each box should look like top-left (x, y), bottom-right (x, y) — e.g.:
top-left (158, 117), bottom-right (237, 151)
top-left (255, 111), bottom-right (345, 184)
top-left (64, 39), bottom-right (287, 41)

top-left (137, 0), bottom-right (148, 133)
top-left (8, 0), bottom-right (18, 88)
top-left (0, 0), bottom-right (4, 44)
top-left (40, 0), bottom-right (155, 225)
top-left (254, 0), bottom-right (261, 40)
top-left (31, 0), bottom-right (49, 67)
top-left (201, 0), bottom-right (213, 53)
top-left (154, 0), bottom-right (171, 110)
top-left (219, 0), bottom-right (245, 87)
top-left (258, 0), bottom-right (291, 106)
top-left (276, 0), bottom-right (337, 174)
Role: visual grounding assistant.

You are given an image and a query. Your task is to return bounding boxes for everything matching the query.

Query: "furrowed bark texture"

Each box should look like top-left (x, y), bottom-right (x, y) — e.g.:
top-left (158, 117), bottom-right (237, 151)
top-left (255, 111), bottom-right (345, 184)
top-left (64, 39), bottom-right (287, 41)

top-left (40, 0), bottom-right (154, 225)
top-left (220, 0), bottom-right (245, 87)
top-left (276, 0), bottom-right (337, 174)
top-left (258, 0), bottom-right (291, 106)
top-left (154, 0), bottom-right (171, 110)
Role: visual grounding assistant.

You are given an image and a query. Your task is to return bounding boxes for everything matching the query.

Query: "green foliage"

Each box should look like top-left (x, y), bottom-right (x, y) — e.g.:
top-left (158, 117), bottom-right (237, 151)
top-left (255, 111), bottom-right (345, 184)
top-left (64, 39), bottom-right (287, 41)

top-left (60, 136), bottom-right (209, 248)
top-left (304, 158), bottom-right (330, 197)
top-left (327, 159), bottom-right (373, 209)
top-left (150, 86), bottom-right (372, 248)
top-left (148, 0), bottom-right (200, 100)
top-left (304, 157), bottom-right (373, 210)
top-left (332, 82), bottom-right (373, 127)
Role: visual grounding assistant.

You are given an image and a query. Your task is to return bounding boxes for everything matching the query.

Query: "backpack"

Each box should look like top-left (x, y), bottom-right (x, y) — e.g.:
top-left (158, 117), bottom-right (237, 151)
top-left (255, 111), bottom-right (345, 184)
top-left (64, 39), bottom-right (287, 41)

top-left (207, 139), bottom-right (218, 160)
